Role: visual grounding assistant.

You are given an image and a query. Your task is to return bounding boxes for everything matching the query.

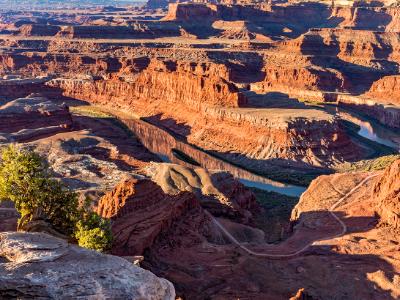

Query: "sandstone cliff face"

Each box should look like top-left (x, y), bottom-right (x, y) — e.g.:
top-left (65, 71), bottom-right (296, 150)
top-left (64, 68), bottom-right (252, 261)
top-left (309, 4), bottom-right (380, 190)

top-left (54, 24), bottom-right (182, 39)
top-left (330, 6), bottom-right (400, 32)
top-left (0, 232), bottom-right (175, 299)
top-left (252, 64), bottom-right (346, 94)
top-left (373, 159), bottom-right (400, 229)
top-left (164, 3), bottom-right (329, 27)
top-left (97, 177), bottom-right (209, 256)
top-left (144, 162), bottom-right (259, 222)
top-left (0, 52), bottom-right (124, 77)
top-left (51, 74), bottom-right (359, 166)
top-left (47, 58), bottom-right (362, 170)
top-left (365, 75), bottom-right (400, 105)
top-left (338, 94), bottom-right (400, 128)
top-left (186, 106), bottom-right (359, 168)
top-left (0, 77), bottom-right (49, 99)
top-left (54, 76), bottom-right (361, 167)
top-left (18, 24), bottom-right (61, 36)
top-left (163, 3), bottom-right (219, 22)
top-left (287, 28), bottom-right (400, 65)
top-left (49, 59), bottom-right (245, 110)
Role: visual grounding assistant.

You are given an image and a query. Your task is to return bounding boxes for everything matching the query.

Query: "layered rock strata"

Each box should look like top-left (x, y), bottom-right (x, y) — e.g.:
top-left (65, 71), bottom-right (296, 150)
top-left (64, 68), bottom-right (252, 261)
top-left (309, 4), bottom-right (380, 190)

top-left (365, 75), bottom-right (400, 105)
top-left (338, 94), bottom-right (400, 128)
top-left (373, 159), bottom-right (400, 229)
top-left (48, 59), bottom-right (244, 109)
top-left (97, 177), bottom-right (213, 256)
top-left (48, 72), bottom-right (361, 169)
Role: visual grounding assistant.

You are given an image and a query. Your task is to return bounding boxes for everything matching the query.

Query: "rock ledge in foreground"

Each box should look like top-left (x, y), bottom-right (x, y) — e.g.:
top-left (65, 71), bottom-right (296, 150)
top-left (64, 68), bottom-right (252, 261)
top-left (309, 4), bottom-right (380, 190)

top-left (0, 231), bottom-right (175, 300)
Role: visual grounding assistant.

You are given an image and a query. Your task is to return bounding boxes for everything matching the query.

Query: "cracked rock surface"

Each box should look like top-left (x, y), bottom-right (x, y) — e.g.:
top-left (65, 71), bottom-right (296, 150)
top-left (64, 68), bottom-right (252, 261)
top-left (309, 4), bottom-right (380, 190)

top-left (0, 232), bottom-right (175, 300)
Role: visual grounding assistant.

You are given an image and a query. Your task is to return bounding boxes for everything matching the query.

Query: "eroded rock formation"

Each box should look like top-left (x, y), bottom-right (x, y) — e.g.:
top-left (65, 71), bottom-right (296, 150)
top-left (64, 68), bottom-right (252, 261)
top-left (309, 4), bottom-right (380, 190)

top-left (373, 159), bottom-right (400, 229)
top-left (0, 95), bottom-right (72, 142)
top-left (97, 176), bottom-right (213, 256)
top-left (144, 162), bottom-right (259, 221)
top-left (1, 2), bottom-right (400, 298)
top-left (365, 75), bottom-right (400, 105)
top-left (48, 59), bottom-right (244, 109)
top-left (48, 72), bottom-right (361, 170)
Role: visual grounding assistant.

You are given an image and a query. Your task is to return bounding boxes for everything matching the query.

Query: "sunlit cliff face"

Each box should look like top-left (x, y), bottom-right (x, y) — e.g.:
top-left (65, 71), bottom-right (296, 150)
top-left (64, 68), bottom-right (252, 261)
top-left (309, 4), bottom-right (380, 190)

top-left (1, 1), bottom-right (400, 299)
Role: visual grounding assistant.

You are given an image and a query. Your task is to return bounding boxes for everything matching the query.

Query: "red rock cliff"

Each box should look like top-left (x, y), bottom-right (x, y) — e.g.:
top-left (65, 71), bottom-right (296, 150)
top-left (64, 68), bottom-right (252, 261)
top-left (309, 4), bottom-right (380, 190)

top-left (97, 177), bottom-right (206, 256)
top-left (49, 59), bottom-right (246, 110)
top-left (373, 160), bottom-right (400, 230)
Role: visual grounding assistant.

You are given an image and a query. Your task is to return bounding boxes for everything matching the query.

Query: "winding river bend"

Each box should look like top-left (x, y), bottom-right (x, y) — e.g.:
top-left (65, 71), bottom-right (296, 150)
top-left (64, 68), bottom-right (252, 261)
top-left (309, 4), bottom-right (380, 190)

top-left (108, 104), bottom-right (399, 199)
top-left (120, 117), bottom-right (306, 197)
top-left (338, 109), bottom-right (400, 151)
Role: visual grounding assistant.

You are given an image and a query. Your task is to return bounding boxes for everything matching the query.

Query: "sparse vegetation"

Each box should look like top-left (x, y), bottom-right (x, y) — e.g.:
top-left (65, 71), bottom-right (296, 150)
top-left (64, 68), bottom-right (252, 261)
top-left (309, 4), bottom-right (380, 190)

top-left (0, 145), bottom-right (112, 252)
top-left (335, 154), bottom-right (400, 173)
top-left (74, 211), bottom-right (113, 252)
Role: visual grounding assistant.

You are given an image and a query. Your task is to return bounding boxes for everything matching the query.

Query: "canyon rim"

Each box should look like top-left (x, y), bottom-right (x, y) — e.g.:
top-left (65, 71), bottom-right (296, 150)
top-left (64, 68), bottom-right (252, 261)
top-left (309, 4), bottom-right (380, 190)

top-left (0, 0), bottom-right (400, 299)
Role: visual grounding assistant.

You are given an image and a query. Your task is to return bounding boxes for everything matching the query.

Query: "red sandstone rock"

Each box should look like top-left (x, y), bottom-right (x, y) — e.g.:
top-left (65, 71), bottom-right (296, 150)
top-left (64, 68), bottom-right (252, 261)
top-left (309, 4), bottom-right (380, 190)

top-left (365, 75), bottom-right (400, 105)
top-left (97, 177), bottom-right (210, 256)
top-left (48, 68), bottom-right (362, 169)
top-left (0, 95), bottom-right (72, 142)
top-left (373, 159), bottom-right (400, 229)
top-left (48, 59), bottom-right (246, 109)
top-left (0, 3), bottom-right (398, 299)
top-left (144, 163), bottom-right (260, 222)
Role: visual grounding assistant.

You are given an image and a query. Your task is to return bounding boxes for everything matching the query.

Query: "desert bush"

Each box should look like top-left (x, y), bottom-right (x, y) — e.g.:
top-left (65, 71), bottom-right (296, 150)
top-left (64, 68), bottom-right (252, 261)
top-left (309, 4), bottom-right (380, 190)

top-left (0, 144), bottom-right (112, 251)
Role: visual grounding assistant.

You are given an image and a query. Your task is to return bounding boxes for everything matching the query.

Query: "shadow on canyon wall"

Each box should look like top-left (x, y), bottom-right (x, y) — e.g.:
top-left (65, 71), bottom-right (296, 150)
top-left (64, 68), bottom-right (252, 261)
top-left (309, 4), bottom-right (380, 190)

top-left (72, 115), bottom-right (162, 168)
top-left (172, 3), bottom-right (332, 40)
top-left (241, 91), bottom-right (310, 108)
top-left (142, 113), bottom-right (192, 137)
top-left (142, 209), bottom-right (396, 300)
top-left (122, 112), bottom-right (332, 185)
top-left (300, 31), bottom-right (399, 94)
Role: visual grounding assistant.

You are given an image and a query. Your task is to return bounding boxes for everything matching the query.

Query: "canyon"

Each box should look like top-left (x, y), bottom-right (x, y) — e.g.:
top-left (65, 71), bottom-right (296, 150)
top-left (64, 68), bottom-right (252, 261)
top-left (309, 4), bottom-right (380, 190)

top-left (0, 0), bottom-right (400, 299)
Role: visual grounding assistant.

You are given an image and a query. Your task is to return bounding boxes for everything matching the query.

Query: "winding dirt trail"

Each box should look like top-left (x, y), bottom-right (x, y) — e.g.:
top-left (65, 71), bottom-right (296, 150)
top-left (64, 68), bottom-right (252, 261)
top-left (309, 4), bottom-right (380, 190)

top-left (73, 106), bottom-right (381, 258)
top-left (207, 173), bottom-right (380, 259)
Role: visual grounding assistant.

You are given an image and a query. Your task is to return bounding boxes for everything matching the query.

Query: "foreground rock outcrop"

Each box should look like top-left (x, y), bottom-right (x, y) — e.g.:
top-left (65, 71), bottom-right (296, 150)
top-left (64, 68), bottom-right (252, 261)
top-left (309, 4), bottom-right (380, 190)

top-left (0, 232), bottom-right (175, 299)
top-left (98, 159), bottom-right (400, 299)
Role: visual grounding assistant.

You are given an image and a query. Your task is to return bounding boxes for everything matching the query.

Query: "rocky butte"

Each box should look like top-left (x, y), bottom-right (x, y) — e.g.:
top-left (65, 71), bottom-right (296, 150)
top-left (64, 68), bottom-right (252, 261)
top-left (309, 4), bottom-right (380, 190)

top-left (0, 0), bottom-right (400, 299)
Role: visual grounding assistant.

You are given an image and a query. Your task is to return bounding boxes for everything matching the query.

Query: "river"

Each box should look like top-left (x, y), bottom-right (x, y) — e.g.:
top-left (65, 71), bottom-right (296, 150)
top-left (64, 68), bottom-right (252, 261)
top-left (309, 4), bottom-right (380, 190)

top-left (120, 117), bottom-right (307, 197)
top-left (103, 104), bottom-right (399, 198)
top-left (114, 105), bottom-right (399, 198)
top-left (337, 108), bottom-right (400, 151)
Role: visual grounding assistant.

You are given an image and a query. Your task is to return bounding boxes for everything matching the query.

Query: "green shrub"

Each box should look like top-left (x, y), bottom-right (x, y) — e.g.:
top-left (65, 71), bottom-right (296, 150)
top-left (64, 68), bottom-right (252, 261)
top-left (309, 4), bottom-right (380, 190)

top-left (0, 145), bottom-right (112, 252)
top-left (74, 212), bottom-right (113, 252)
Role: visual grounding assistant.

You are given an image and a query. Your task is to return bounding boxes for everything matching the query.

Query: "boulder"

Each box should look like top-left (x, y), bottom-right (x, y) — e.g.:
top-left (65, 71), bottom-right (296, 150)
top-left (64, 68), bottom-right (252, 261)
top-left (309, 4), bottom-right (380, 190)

top-left (0, 232), bottom-right (175, 299)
